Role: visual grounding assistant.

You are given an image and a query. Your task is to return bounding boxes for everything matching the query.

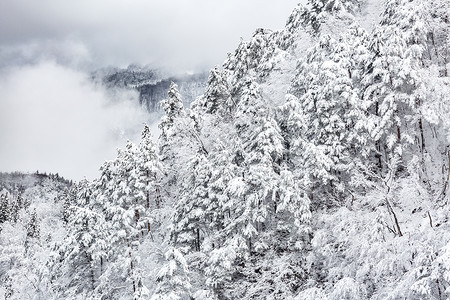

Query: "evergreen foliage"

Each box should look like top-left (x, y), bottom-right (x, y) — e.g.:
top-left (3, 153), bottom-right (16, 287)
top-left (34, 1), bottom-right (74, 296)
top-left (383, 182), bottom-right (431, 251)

top-left (2, 0), bottom-right (450, 299)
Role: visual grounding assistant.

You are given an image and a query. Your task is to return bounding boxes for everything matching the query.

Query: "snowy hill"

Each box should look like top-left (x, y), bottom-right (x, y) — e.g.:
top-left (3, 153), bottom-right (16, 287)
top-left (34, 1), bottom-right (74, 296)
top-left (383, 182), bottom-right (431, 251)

top-left (0, 172), bottom-right (72, 299)
top-left (2, 0), bottom-right (450, 299)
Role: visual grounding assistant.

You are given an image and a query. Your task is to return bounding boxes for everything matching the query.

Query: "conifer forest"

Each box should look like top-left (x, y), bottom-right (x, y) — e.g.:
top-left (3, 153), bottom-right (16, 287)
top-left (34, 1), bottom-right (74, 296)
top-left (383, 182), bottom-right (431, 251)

top-left (1, 0), bottom-right (450, 299)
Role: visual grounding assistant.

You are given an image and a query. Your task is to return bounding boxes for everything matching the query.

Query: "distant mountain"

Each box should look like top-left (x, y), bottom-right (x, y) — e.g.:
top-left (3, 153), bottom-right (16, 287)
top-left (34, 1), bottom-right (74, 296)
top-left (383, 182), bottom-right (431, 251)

top-left (0, 171), bottom-right (72, 195)
top-left (92, 65), bottom-right (208, 112)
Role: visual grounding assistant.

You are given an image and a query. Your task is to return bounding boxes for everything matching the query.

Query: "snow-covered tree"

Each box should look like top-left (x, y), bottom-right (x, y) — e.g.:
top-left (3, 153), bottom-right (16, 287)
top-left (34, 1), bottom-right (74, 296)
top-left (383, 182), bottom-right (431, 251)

top-left (2, 1), bottom-right (450, 299)
top-left (192, 67), bottom-right (234, 116)
top-left (0, 193), bottom-right (10, 223)
top-left (103, 143), bottom-right (146, 295)
top-left (232, 79), bottom-right (285, 253)
top-left (134, 124), bottom-right (163, 233)
top-left (49, 179), bottom-right (108, 298)
top-left (159, 82), bottom-right (185, 144)
top-left (151, 247), bottom-right (191, 300)
top-left (290, 32), bottom-right (372, 201)
top-left (26, 208), bottom-right (40, 240)
top-left (302, 0), bottom-right (363, 32)
top-left (158, 82), bottom-right (204, 188)
top-left (223, 28), bottom-right (282, 92)
top-left (171, 153), bottom-right (209, 252)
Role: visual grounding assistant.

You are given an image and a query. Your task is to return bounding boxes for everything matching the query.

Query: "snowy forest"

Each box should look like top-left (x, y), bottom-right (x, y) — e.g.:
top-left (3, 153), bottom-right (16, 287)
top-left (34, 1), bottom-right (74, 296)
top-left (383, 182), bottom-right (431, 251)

top-left (1, 0), bottom-right (450, 298)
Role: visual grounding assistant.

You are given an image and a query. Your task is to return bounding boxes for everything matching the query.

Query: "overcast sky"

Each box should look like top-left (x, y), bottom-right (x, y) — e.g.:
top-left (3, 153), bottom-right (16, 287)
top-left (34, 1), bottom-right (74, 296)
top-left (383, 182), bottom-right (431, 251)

top-left (0, 0), bottom-right (301, 71)
top-left (0, 1), bottom-right (302, 180)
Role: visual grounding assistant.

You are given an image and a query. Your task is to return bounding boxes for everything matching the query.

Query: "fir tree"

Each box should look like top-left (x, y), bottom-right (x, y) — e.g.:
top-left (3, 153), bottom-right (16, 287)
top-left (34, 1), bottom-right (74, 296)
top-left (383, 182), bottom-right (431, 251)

top-left (50, 179), bottom-right (108, 298)
top-left (192, 66), bottom-right (234, 116)
top-left (290, 33), bottom-right (370, 201)
top-left (171, 152), bottom-right (209, 252)
top-left (26, 208), bottom-right (39, 239)
top-left (302, 0), bottom-right (363, 32)
top-left (361, 0), bottom-right (432, 177)
top-left (159, 82), bottom-right (185, 142)
top-left (0, 193), bottom-right (10, 223)
top-left (150, 247), bottom-right (191, 300)
top-left (159, 82), bottom-right (207, 188)
top-left (134, 124), bottom-right (163, 235)
top-left (104, 142), bottom-right (144, 294)
top-left (9, 199), bottom-right (20, 223)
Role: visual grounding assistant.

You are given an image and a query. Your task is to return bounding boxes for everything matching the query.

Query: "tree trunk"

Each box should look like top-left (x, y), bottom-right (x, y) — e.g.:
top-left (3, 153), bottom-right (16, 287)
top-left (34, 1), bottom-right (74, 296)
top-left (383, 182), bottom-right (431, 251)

top-left (441, 151), bottom-right (450, 198)
top-left (196, 228), bottom-right (200, 251)
top-left (437, 278), bottom-right (442, 300)
top-left (444, 15), bottom-right (448, 77)
top-left (376, 140), bottom-right (383, 176)
top-left (418, 118), bottom-right (425, 153)
top-left (147, 171), bottom-right (150, 209)
top-left (310, 175), bottom-right (315, 203)
top-left (385, 197), bottom-right (402, 237)
top-left (375, 101), bottom-right (383, 175)
top-left (86, 253), bottom-right (95, 291)
top-left (128, 240), bottom-right (136, 293)
top-left (135, 209), bottom-right (140, 240)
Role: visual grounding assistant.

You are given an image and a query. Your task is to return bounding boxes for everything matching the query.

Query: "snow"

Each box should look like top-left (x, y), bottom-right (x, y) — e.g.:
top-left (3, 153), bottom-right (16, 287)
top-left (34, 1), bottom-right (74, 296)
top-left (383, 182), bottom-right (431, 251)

top-left (2, 0), bottom-right (450, 299)
top-left (357, 0), bottom-right (384, 32)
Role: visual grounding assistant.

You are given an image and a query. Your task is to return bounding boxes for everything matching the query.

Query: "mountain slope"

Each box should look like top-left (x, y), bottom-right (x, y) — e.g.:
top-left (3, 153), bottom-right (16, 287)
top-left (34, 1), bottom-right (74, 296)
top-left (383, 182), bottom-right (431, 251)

top-left (2, 0), bottom-right (450, 299)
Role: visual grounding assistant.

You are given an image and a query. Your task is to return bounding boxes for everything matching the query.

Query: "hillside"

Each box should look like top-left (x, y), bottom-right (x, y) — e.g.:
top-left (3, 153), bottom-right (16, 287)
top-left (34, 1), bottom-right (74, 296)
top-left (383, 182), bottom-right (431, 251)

top-left (1, 0), bottom-right (450, 299)
top-left (0, 172), bottom-right (72, 300)
top-left (92, 65), bottom-right (208, 112)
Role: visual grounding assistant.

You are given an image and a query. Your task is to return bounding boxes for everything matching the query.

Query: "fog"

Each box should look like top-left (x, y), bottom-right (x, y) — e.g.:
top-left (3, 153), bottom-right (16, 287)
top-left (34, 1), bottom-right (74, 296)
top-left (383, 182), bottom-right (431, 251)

top-left (0, 62), bottom-right (150, 179)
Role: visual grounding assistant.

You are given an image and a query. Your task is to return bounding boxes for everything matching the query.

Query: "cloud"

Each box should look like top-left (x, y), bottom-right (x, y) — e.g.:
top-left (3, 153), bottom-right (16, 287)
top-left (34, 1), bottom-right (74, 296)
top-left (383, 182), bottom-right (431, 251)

top-left (0, 0), bottom-right (300, 71)
top-left (0, 61), bottom-right (150, 180)
top-left (0, 38), bottom-right (92, 70)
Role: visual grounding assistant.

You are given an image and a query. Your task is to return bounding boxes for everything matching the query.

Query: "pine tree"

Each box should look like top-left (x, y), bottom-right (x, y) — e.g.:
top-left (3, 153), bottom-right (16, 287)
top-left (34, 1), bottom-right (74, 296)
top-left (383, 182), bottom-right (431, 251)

top-left (95, 133), bottom-right (162, 296)
top-left (0, 193), bottom-right (10, 223)
top-left (302, 0), bottom-right (363, 32)
top-left (361, 0), bottom-right (432, 177)
top-left (223, 28), bottom-right (280, 93)
top-left (170, 142), bottom-right (237, 259)
top-left (232, 79), bottom-right (282, 254)
top-left (171, 152), bottom-right (209, 252)
top-left (159, 82), bottom-right (186, 177)
top-left (62, 186), bottom-right (77, 225)
top-left (134, 124), bottom-right (163, 236)
top-left (9, 198), bottom-right (20, 223)
top-left (202, 145), bottom-right (238, 247)
top-left (26, 208), bottom-right (39, 239)
top-left (159, 82), bottom-right (185, 143)
top-left (159, 81), bottom-right (207, 188)
top-left (16, 192), bottom-right (23, 210)
top-left (105, 142), bottom-right (143, 294)
top-left (192, 66), bottom-right (234, 116)
top-left (50, 179), bottom-right (108, 298)
top-left (277, 4), bottom-right (309, 50)
top-left (290, 33), bottom-right (371, 201)
top-left (150, 247), bottom-right (191, 300)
